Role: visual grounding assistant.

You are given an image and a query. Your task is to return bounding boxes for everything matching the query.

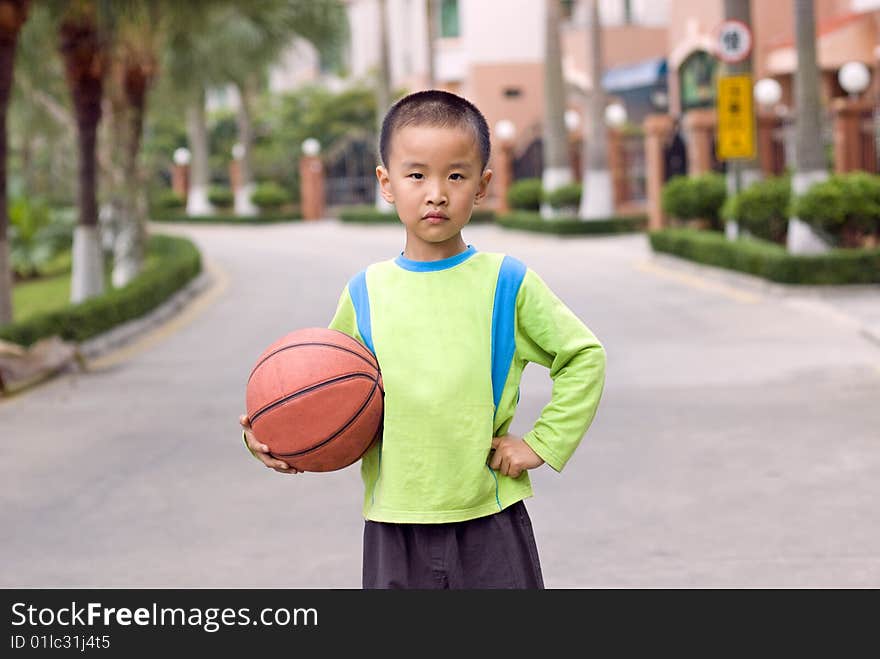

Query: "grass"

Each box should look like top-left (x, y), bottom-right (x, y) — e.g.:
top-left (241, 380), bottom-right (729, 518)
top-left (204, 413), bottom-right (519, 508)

top-left (10, 251), bottom-right (158, 324)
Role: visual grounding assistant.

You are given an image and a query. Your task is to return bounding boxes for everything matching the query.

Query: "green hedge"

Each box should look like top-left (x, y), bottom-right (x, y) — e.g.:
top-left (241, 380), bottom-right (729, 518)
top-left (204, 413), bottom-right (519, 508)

top-left (649, 228), bottom-right (880, 285)
top-left (150, 210), bottom-right (302, 224)
top-left (0, 234), bottom-right (202, 347)
top-left (336, 206), bottom-right (495, 224)
top-left (497, 211), bottom-right (647, 235)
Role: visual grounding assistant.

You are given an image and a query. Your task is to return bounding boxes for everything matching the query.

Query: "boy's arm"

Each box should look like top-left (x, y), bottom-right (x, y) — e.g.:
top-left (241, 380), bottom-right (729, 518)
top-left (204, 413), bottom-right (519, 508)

top-left (515, 268), bottom-right (606, 472)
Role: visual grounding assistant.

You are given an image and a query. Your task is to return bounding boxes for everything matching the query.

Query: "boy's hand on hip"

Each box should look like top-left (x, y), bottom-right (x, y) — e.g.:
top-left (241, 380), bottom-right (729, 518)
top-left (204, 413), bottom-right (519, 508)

top-left (240, 414), bottom-right (302, 474)
top-left (488, 433), bottom-right (544, 479)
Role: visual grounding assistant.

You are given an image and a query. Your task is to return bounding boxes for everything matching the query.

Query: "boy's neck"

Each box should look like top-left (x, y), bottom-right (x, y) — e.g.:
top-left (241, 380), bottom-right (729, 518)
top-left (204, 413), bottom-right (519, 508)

top-left (402, 235), bottom-right (468, 262)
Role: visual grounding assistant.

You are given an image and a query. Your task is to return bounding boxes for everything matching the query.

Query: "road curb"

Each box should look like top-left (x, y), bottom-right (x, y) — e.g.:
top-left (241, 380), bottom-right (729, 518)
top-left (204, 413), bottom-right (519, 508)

top-left (649, 252), bottom-right (880, 346)
top-left (78, 265), bottom-right (216, 362)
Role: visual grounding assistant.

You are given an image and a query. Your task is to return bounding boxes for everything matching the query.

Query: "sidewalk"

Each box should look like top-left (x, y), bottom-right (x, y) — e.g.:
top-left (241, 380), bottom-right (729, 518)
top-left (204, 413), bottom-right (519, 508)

top-left (649, 252), bottom-right (880, 346)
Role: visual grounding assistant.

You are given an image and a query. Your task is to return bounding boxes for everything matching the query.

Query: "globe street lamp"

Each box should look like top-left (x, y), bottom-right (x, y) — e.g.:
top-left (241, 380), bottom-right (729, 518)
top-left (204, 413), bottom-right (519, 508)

top-left (494, 119), bottom-right (516, 143)
top-left (564, 109), bottom-right (581, 133)
top-left (302, 138), bottom-right (321, 156)
top-left (838, 61), bottom-right (870, 98)
top-left (604, 102), bottom-right (627, 128)
top-left (172, 147), bottom-right (191, 166)
top-left (753, 77), bottom-right (782, 108)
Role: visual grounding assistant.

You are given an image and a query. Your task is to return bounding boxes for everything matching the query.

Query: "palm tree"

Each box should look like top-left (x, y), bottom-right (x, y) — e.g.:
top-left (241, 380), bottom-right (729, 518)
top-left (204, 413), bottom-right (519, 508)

top-left (787, 0), bottom-right (828, 254)
top-left (0, 0), bottom-right (30, 325)
top-left (105, 2), bottom-right (159, 287)
top-left (541, 0), bottom-right (572, 219)
top-left (375, 0), bottom-right (394, 212)
top-left (57, 0), bottom-right (111, 303)
top-left (222, 1), bottom-right (348, 217)
top-left (425, 0), bottom-right (436, 88)
top-left (578, 0), bottom-right (612, 220)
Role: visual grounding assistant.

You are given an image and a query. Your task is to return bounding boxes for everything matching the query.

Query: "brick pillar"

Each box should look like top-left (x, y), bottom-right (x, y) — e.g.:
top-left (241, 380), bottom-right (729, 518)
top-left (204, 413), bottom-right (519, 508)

top-left (682, 108), bottom-right (717, 175)
top-left (493, 140), bottom-right (514, 214)
top-left (607, 128), bottom-right (626, 208)
top-left (171, 164), bottom-right (189, 199)
top-left (756, 112), bottom-right (782, 177)
top-left (228, 159), bottom-right (240, 196)
top-left (299, 155), bottom-right (325, 221)
top-left (644, 113), bottom-right (674, 231)
top-left (832, 97), bottom-right (873, 174)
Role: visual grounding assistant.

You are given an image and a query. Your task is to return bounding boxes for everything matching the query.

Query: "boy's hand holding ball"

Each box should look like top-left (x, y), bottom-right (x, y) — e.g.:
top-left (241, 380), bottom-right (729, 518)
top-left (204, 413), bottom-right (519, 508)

top-left (240, 414), bottom-right (302, 474)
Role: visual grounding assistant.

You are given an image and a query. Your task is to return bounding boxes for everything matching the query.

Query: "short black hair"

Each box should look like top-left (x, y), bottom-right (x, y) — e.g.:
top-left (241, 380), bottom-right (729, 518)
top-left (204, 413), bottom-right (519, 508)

top-left (379, 89), bottom-right (491, 172)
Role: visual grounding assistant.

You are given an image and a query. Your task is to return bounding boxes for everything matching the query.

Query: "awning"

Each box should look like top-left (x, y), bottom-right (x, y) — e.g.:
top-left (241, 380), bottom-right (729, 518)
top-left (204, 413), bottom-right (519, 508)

top-left (602, 57), bottom-right (667, 93)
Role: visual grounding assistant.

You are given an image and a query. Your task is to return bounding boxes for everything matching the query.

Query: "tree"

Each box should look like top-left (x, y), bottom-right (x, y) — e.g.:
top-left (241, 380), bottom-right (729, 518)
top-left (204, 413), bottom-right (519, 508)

top-left (787, 0), bottom-right (829, 254)
top-left (57, 0), bottom-right (111, 303)
top-left (374, 0), bottom-right (394, 212)
top-left (541, 0), bottom-right (572, 219)
top-left (578, 0), bottom-right (612, 219)
top-left (0, 0), bottom-right (29, 324)
top-left (220, 1), bottom-right (348, 217)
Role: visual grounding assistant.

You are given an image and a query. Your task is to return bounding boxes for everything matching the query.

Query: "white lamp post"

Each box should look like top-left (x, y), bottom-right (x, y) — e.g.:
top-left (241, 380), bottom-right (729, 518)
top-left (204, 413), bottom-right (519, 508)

top-left (494, 119), bottom-right (516, 143)
top-left (302, 138), bottom-right (321, 156)
top-left (753, 78), bottom-right (782, 108)
top-left (604, 102), bottom-right (627, 128)
top-left (838, 61), bottom-right (870, 98)
top-left (564, 109), bottom-right (581, 133)
top-left (172, 147), bottom-right (191, 166)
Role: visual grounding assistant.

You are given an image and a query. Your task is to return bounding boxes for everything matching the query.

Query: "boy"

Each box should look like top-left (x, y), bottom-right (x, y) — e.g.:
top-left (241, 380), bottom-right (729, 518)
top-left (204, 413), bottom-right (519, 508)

top-left (241, 90), bottom-right (606, 589)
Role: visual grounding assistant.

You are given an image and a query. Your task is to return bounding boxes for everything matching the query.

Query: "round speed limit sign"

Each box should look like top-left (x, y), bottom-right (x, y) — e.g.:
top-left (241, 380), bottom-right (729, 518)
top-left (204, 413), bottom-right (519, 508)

top-left (716, 20), bottom-right (752, 64)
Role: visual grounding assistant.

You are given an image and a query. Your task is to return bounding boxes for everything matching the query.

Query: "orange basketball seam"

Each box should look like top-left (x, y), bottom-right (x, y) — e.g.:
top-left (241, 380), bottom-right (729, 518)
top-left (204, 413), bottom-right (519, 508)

top-left (247, 340), bottom-right (379, 384)
top-left (271, 377), bottom-right (383, 459)
top-left (249, 371), bottom-right (378, 424)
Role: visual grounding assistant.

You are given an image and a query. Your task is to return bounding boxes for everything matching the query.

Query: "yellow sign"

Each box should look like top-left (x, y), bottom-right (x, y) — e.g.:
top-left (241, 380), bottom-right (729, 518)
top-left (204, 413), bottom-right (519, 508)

top-left (716, 75), bottom-right (755, 160)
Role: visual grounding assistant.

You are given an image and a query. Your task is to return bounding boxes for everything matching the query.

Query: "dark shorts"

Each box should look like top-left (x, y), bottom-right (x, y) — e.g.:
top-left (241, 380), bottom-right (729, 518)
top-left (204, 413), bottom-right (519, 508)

top-left (362, 499), bottom-right (544, 589)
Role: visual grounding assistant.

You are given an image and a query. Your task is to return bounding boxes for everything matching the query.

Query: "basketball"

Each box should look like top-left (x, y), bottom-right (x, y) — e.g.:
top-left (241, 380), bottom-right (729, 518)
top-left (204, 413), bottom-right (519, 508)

top-left (245, 327), bottom-right (384, 472)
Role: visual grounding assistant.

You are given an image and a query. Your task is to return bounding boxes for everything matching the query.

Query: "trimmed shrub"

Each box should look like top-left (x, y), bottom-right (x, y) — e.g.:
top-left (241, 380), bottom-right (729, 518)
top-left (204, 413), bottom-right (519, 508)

top-left (250, 181), bottom-right (290, 210)
top-left (661, 173), bottom-right (727, 230)
top-left (793, 172), bottom-right (880, 246)
top-left (649, 227), bottom-right (880, 285)
top-left (208, 186), bottom-right (234, 208)
top-left (155, 189), bottom-right (185, 210)
top-left (722, 176), bottom-right (790, 244)
top-left (507, 178), bottom-right (542, 211)
top-left (1, 234), bottom-right (202, 347)
top-left (544, 183), bottom-right (582, 212)
top-left (497, 211), bottom-right (647, 235)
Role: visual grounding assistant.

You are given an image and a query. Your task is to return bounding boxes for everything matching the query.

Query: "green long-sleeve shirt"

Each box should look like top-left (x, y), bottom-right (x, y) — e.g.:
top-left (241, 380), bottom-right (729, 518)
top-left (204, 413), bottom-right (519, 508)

top-left (328, 245), bottom-right (606, 523)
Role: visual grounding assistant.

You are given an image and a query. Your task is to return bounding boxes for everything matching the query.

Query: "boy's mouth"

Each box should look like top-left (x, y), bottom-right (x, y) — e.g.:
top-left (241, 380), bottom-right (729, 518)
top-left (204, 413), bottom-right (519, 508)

top-left (422, 212), bottom-right (449, 224)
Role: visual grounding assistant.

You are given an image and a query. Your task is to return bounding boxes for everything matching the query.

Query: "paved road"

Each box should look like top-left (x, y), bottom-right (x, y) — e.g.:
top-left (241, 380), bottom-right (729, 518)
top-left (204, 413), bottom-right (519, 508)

top-left (2, 220), bottom-right (879, 587)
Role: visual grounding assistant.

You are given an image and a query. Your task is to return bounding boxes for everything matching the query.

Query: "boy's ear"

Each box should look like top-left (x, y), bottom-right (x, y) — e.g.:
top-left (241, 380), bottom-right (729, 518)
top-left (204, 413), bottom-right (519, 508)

top-left (474, 168), bottom-right (493, 206)
top-left (376, 166), bottom-right (394, 204)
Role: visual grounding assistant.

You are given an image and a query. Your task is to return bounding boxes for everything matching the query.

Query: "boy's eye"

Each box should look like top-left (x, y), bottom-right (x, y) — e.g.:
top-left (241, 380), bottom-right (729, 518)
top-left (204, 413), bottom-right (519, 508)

top-left (450, 173), bottom-right (464, 180)
top-left (407, 173), bottom-right (423, 180)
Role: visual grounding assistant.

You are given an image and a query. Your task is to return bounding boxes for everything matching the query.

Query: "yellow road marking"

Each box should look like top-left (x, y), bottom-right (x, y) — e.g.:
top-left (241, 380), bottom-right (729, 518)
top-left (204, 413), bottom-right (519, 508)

top-left (635, 259), bottom-right (761, 304)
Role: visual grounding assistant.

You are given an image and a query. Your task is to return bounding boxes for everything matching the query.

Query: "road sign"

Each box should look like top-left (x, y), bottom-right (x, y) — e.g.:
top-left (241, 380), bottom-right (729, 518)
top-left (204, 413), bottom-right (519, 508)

top-left (716, 74), bottom-right (755, 160)
top-left (716, 19), bottom-right (752, 64)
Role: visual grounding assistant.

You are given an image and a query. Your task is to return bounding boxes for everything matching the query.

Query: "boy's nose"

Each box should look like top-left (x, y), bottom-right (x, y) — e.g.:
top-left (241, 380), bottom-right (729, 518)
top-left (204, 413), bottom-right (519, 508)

top-left (426, 183), bottom-right (447, 205)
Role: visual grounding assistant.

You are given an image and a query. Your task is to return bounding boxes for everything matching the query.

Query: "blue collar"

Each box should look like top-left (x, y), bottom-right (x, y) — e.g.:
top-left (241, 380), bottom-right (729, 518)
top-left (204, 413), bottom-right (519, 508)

top-left (394, 245), bottom-right (477, 272)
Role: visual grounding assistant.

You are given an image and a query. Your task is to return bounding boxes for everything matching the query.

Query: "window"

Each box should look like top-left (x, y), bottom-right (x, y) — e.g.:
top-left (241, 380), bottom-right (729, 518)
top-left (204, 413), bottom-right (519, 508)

top-left (440, 0), bottom-right (459, 38)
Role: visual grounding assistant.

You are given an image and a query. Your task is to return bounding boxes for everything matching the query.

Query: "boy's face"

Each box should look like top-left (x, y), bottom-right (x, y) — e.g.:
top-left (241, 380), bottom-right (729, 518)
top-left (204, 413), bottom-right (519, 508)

top-left (376, 124), bottom-right (492, 259)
